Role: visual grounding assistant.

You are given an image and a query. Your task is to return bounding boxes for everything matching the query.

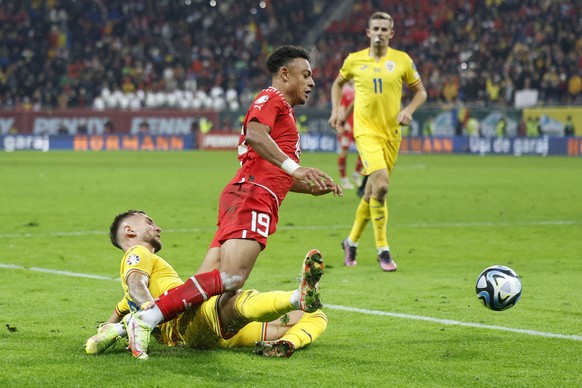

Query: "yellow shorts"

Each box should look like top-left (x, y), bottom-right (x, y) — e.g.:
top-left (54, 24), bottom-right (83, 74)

top-left (355, 135), bottom-right (401, 176)
top-left (159, 293), bottom-right (267, 349)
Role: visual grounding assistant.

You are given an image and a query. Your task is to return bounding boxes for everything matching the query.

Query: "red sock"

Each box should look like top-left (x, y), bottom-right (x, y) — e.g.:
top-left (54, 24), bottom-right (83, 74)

top-left (155, 269), bottom-right (222, 321)
top-left (338, 156), bottom-right (346, 178)
top-left (355, 156), bottom-right (363, 173)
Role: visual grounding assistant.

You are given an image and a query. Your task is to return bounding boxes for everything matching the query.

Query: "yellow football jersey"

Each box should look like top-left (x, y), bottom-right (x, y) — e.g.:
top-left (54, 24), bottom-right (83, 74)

top-left (339, 48), bottom-right (421, 141)
top-left (119, 245), bottom-right (183, 312)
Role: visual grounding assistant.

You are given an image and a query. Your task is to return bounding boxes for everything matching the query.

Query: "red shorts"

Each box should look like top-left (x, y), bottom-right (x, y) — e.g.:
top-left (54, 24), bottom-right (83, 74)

top-left (211, 182), bottom-right (280, 250)
top-left (338, 129), bottom-right (354, 150)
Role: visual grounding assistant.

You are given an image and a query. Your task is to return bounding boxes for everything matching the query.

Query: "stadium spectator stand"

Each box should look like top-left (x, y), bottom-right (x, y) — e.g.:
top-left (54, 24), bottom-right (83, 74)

top-left (0, 0), bottom-right (579, 111)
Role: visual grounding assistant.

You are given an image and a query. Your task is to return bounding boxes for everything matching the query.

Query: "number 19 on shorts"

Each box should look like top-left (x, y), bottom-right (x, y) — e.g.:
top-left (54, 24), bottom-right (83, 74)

top-left (251, 211), bottom-right (270, 237)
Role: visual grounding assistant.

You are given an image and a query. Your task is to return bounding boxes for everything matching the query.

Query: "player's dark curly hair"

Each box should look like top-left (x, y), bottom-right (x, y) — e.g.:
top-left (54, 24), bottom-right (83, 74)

top-left (266, 45), bottom-right (310, 75)
top-left (109, 210), bottom-right (146, 250)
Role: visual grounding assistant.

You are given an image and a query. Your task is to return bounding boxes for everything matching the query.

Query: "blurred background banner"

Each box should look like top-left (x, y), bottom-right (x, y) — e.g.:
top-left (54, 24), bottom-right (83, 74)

top-left (1, 107), bottom-right (580, 137)
top-left (0, 109), bottom-right (217, 135)
top-left (1, 132), bottom-right (579, 157)
top-left (0, 133), bottom-right (196, 151)
top-left (1, 105), bottom-right (581, 155)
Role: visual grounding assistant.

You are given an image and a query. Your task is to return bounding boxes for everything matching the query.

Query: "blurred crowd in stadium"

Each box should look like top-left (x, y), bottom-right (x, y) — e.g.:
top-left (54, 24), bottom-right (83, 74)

top-left (0, 0), bottom-right (580, 111)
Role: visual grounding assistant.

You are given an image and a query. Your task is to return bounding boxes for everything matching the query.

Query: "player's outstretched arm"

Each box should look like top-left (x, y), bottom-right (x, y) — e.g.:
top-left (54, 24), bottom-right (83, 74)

top-left (245, 120), bottom-right (339, 192)
top-left (245, 120), bottom-right (290, 167)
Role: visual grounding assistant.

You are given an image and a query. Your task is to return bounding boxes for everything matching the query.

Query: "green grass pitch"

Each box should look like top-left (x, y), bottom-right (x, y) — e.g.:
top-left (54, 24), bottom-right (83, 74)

top-left (0, 150), bottom-right (580, 387)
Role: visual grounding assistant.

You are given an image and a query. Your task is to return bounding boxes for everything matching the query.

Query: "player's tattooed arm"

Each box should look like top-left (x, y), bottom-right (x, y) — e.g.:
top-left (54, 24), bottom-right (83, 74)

top-left (126, 270), bottom-right (156, 310)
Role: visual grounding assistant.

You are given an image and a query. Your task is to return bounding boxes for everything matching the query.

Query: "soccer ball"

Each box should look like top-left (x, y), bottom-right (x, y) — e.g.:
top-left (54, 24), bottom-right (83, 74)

top-left (475, 265), bottom-right (522, 311)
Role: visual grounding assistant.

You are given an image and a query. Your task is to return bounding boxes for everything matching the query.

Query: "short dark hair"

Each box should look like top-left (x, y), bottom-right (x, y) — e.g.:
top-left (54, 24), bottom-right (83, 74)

top-left (109, 210), bottom-right (146, 250)
top-left (266, 45), bottom-right (310, 75)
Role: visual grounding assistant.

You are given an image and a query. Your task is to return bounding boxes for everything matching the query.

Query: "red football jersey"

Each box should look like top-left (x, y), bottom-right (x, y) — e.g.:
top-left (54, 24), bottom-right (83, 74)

top-left (232, 87), bottom-right (301, 205)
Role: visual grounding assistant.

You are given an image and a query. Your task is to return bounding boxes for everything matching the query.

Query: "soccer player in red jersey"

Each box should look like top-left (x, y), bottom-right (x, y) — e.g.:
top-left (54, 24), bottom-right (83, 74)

top-left (197, 45), bottom-right (342, 329)
top-left (123, 46), bottom-right (342, 358)
top-left (336, 81), bottom-right (363, 189)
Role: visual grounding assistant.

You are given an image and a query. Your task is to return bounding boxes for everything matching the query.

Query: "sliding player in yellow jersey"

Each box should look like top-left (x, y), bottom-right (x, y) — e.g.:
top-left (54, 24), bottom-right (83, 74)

top-left (84, 210), bottom-right (326, 358)
top-left (329, 11), bottom-right (427, 271)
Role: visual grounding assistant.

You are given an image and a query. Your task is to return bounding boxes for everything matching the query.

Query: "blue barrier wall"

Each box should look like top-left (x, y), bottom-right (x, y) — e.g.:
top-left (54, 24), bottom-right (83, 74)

top-left (1, 134), bottom-right (580, 157)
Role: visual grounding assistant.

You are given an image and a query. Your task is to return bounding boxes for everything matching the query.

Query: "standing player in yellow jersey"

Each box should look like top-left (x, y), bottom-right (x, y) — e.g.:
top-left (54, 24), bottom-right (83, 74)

top-left (329, 12), bottom-right (427, 271)
top-left (84, 210), bottom-right (326, 359)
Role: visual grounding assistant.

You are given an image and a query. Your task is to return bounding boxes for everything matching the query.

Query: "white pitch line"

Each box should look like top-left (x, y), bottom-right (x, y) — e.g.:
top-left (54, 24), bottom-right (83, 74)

top-left (0, 263), bottom-right (120, 281)
top-left (0, 219), bottom-right (580, 239)
top-left (326, 304), bottom-right (582, 342)
top-left (1, 263), bottom-right (580, 342)
top-left (395, 220), bottom-right (581, 228)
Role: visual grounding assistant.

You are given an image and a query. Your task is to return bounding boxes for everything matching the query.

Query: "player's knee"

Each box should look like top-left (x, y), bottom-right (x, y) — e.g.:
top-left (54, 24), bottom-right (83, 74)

top-left (374, 184), bottom-right (389, 199)
top-left (220, 272), bottom-right (246, 291)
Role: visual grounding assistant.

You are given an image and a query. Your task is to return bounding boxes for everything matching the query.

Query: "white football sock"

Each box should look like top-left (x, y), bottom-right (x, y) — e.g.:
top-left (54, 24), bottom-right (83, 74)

top-left (290, 289), bottom-right (300, 310)
top-left (113, 322), bottom-right (126, 336)
top-left (138, 305), bottom-right (164, 328)
top-left (346, 238), bottom-right (358, 247)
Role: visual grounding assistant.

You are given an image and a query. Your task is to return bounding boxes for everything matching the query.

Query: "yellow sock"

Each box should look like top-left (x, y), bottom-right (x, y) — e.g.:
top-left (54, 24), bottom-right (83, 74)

top-left (235, 290), bottom-right (294, 322)
top-left (348, 198), bottom-right (371, 243)
top-left (279, 310), bottom-right (328, 349)
top-left (369, 197), bottom-right (388, 248)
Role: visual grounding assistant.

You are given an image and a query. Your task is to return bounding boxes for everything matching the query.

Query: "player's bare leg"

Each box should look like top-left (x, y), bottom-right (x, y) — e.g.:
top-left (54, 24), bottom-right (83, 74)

top-left (195, 246), bottom-right (221, 274)
top-left (219, 239), bottom-right (261, 291)
top-left (216, 239), bottom-right (261, 334)
top-left (363, 168), bottom-right (389, 203)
